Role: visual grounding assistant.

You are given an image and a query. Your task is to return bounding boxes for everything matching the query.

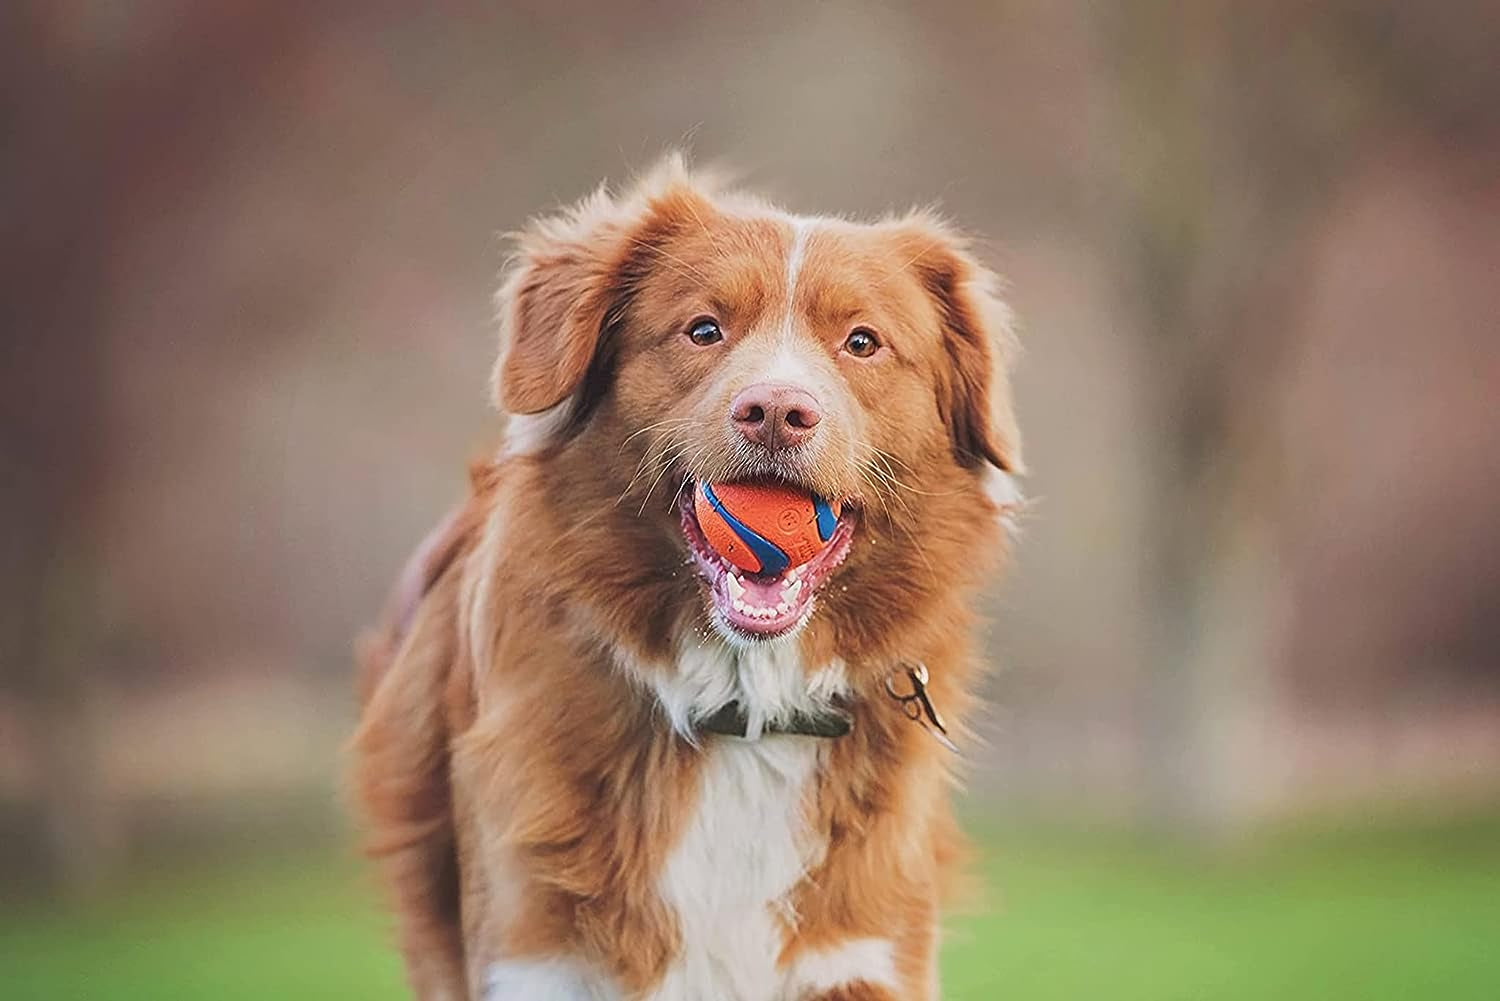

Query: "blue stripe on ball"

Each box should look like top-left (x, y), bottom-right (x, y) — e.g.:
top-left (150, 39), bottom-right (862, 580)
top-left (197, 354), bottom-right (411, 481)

top-left (700, 482), bottom-right (791, 577)
top-left (812, 493), bottom-right (837, 542)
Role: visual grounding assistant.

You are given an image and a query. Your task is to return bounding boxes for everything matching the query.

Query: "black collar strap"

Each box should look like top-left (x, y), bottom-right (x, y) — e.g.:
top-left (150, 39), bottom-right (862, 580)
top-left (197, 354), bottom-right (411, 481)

top-left (697, 700), bottom-right (853, 739)
top-left (694, 664), bottom-right (956, 750)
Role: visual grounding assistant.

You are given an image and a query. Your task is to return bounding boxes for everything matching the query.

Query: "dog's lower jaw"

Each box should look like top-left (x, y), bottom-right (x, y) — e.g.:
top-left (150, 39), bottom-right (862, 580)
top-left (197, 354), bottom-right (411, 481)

top-left (709, 601), bottom-right (813, 651)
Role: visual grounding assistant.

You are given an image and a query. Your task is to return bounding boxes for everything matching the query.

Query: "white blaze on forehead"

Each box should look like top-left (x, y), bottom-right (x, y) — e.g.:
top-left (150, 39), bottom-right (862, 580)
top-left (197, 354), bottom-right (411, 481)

top-left (781, 218), bottom-right (814, 348)
top-left (757, 217), bottom-right (824, 388)
top-left (784, 216), bottom-right (814, 316)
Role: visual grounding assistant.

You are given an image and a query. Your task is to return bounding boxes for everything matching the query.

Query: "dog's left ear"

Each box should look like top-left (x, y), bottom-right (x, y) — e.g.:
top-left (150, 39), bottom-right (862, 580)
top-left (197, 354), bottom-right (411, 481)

top-left (494, 155), bottom-right (717, 417)
top-left (893, 216), bottom-right (1023, 474)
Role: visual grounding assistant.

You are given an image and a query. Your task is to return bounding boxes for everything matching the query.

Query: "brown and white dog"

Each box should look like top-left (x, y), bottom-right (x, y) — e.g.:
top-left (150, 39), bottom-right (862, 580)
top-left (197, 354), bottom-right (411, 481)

top-left (352, 156), bottom-right (1023, 1001)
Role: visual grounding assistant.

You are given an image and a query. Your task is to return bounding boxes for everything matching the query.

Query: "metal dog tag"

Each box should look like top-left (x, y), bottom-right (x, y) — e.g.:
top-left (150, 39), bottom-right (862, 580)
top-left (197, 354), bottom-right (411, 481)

top-left (884, 663), bottom-right (958, 753)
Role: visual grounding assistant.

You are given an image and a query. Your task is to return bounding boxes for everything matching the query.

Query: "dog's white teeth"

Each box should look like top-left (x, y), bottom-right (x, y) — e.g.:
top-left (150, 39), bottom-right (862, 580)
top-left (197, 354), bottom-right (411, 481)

top-left (728, 588), bottom-right (793, 620)
top-left (782, 579), bottom-right (803, 602)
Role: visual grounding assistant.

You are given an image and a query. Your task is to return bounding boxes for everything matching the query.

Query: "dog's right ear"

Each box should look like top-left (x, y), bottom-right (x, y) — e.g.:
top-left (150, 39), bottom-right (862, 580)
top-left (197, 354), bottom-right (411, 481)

top-left (493, 156), bottom-right (718, 417)
top-left (493, 187), bottom-right (630, 416)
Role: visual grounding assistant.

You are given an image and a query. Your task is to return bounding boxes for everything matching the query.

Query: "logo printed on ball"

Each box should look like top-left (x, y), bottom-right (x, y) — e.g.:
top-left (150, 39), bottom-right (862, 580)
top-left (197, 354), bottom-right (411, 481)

top-left (776, 507), bottom-right (803, 535)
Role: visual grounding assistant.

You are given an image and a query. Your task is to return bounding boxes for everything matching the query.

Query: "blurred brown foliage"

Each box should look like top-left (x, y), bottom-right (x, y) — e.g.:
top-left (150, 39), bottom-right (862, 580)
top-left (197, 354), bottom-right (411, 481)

top-left (3, 1), bottom-right (1498, 893)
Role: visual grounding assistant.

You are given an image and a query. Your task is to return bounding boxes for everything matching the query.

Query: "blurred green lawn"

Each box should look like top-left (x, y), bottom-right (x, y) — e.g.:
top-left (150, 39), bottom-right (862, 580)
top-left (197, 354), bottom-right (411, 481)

top-left (4, 815), bottom-right (1498, 1000)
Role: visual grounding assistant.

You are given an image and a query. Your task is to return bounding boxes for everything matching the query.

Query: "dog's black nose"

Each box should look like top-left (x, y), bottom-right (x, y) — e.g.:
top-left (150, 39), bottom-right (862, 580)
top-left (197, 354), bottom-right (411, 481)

top-left (730, 382), bottom-right (822, 451)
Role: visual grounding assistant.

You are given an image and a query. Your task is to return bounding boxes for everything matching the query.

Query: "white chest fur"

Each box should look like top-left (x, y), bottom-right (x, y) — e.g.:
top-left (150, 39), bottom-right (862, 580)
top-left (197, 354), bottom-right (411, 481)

top-left (482, 734), bottom-right (835, 1001)
top-left (483, 734), bottom-right (873, 1001)
top-left (647, 735), bottom-right (824, 1001)
top-left (485, 638), bottom-right (870, 1001)
top-left (644, 637), bottom-right (848, 1000)
top-left (646, 635), bottom-right (850, 741)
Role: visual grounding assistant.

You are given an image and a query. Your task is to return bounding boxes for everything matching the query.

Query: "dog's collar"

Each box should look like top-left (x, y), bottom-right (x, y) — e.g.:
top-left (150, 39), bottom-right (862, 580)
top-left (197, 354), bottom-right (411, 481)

top-left (697, 701), bottom-right (853, 739)
top-left (692, 664), bottom-right (955, 749)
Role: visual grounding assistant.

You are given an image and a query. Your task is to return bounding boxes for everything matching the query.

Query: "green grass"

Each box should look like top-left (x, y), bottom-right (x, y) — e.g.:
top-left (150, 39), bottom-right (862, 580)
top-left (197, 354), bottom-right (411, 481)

top-left (947, 816), bottom-right (1500, 1000)
top-left (3, 816), bottom-right (1498, 1000)
top-left (0, 851), bottom-right (404, 1001)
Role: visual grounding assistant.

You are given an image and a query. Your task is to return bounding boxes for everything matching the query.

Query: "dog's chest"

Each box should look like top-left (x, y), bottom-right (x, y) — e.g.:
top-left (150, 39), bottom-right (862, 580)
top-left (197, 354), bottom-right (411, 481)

top-left (646, 736), bottom-right (824, 1001)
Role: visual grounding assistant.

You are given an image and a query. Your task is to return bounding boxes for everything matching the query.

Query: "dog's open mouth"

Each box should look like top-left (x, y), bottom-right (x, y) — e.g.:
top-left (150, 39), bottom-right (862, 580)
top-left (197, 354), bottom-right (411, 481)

top-left (679, 480), bottom-right (857, 640)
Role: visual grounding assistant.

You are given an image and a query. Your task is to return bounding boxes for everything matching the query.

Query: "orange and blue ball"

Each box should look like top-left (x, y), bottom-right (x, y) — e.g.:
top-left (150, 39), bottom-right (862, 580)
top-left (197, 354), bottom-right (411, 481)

top-left (694, 480), bottom-right (840, 576)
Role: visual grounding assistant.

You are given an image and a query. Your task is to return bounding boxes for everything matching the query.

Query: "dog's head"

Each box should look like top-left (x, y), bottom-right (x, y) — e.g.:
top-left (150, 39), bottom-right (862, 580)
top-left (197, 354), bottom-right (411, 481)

top-left (495, 157), bottom-right (1020, 657)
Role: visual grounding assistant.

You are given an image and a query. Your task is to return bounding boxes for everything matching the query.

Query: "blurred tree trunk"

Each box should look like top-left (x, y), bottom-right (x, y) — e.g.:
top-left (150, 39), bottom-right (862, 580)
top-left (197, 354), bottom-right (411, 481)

top-left (1109, 4), bottom-right (1235, 832)
top-left (1, 6), bottom-right (121, 894)
top-left (2, 0), bottom-right (315, 893)
top-left (0, 0), bottom-right (310, 894)
top-left (1103, 2), bottom-right (1330, 832)
top-left (1102, 0), bottom-right (1500, 832)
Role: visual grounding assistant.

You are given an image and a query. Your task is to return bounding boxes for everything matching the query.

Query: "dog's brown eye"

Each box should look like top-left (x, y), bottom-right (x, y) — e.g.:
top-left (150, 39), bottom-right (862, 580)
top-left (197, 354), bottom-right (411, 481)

top-left (844, 327), bottom-right (880, 358)
top-left (688, 318), bottom-right (723, 346)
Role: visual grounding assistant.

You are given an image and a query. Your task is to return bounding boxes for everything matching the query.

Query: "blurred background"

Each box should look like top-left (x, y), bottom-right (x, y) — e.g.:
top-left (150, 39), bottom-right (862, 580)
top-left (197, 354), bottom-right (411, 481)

top-left (4, 1), bottom-right (1498, 998)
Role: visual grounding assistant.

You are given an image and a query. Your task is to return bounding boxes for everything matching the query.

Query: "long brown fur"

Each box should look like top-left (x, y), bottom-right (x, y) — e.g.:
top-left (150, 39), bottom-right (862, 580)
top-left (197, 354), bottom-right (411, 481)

top-left (352, 156), bottom-right (1022, 1001)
